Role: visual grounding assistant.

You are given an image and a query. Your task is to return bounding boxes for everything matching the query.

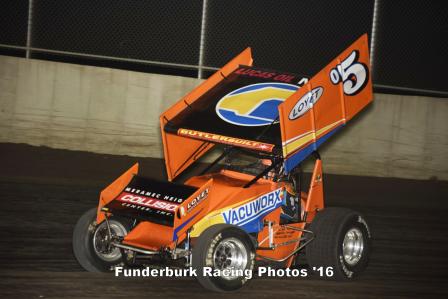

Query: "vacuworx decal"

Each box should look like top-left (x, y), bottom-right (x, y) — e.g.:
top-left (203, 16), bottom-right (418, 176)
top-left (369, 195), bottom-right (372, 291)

top-left (329, 50), bottom-right (369, 96)
top-left (288, 87), bottom-right (324, 120)
top-left (216, 83), bottom-right (299, 126)
top-left (222, 189), bottom-right (283, 226)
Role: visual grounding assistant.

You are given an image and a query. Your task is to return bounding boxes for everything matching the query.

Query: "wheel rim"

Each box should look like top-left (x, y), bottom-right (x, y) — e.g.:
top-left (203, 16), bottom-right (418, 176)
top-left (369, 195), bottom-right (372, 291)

top-left (342, 227), bottom-right (364, 266)
top-left (213, 237), bottom-right (248, 280)
top-left (92, 220), bottom-right (127, 262)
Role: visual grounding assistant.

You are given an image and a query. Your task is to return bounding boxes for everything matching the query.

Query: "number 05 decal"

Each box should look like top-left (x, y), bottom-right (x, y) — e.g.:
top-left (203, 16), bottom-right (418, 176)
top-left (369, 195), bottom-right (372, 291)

top-left (329, 50), bottom-right (369, 96)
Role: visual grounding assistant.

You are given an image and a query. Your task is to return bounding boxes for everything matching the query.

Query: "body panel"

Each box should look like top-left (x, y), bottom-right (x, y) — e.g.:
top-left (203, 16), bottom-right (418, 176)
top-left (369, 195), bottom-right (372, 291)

top-left (96, 163), bottom-right (139, 223)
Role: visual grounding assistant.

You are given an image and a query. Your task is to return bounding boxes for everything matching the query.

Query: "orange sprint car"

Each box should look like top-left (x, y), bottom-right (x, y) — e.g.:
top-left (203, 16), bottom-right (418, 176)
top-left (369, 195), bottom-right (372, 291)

top-left (73, 34), bottom-right (373, 292)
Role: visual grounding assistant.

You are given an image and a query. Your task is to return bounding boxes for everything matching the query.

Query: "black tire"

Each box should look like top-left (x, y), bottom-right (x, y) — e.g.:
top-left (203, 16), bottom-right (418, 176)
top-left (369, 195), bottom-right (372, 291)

top-left (192, 224), bottom-right (255, 292)
top-left (73, 207), bottom-right (132, 272)
top-left (306, 207), bottom-right (371, 280)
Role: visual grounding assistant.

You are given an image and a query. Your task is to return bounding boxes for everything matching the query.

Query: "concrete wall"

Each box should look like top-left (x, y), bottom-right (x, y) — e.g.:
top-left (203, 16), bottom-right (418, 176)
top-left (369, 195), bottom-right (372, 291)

top-left (1, 55), bottom-right (447, 180)
top-left (0, 55), bottom-right (199, 157)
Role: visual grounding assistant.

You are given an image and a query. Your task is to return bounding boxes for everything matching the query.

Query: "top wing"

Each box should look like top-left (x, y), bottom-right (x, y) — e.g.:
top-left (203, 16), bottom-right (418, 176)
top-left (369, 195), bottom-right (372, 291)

top-left (278, 34), bottom-right (373, 172)
top-left (160, 48), bottom-right (253, 181)
top-left (160, 34), bottom-right (372, 180)
top-left (161, 48), bottom-right (307, 180)
top-left (165, 66), bottom-right (308, 148)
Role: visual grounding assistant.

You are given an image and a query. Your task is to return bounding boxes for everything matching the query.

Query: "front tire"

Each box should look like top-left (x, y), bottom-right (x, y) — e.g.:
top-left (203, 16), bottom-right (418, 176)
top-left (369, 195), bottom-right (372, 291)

top-left (73, 207), bottom-right (132, 272)
top-left (306, 207), bottom-right (371, 280)
top-left (192, 225), bottom-right (255, 292)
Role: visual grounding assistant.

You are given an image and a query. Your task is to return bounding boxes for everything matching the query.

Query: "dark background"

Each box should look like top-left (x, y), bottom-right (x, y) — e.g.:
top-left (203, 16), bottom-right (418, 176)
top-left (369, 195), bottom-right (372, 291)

top-left (1, 0), bottom-right (447, 96)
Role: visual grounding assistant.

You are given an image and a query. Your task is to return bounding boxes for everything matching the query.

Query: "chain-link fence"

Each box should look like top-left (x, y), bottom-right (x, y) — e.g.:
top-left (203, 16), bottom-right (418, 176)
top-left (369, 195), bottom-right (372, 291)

top-left (0, 0), bottom-right (29, 57)
top-left (0, 0), bottom-right (446, 96)
top-left (372, 1), bottom-right (448, 95)
top-left (203, 0), bottom-right (373, 74)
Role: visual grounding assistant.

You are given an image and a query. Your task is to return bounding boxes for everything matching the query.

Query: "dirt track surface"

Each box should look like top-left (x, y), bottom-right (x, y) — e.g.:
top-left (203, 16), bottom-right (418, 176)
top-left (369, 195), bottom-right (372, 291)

top-left (0, 143), bottom-right (447, 298)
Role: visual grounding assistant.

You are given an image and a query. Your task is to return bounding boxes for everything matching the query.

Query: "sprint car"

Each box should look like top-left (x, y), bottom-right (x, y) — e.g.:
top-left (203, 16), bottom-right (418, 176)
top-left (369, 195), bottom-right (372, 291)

top-left (73, 34), bottom-right (373, 292)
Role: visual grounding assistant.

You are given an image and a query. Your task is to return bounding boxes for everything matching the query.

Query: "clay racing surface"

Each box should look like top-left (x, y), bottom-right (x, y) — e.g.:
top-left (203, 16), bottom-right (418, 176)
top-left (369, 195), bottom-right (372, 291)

top-left (0, 143), bottom-right (447, 298)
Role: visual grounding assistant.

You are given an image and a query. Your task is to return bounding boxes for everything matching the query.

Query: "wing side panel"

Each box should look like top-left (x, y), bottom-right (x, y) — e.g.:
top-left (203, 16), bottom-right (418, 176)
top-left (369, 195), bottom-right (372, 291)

top-left (279, 34), bottom-right (373, 172)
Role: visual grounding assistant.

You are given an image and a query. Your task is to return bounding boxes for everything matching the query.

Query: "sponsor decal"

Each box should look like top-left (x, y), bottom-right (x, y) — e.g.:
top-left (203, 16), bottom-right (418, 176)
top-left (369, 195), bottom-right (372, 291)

top-left (215, 82), bottom-right (299, 126)
top-left (329, 50), bottom-right (369, 96)
top-left (234, 67), bottom-right (277, 80)
top-left (222, 189), bottom-right (282, 226)
top-left (117, 192), bottom-right (179, 212)
top-left (187, 189), bottom-right (209, 213)
top-left (274, 226), bottom-right (296, 239)
top-left (288, 87), bottom-right (324, 120)
top-left (178, 128), bottom-right (274, 152)
top-left (234, 67), bottom-right (308, 84)
top-left (124, 187), bottom-right (183, 203)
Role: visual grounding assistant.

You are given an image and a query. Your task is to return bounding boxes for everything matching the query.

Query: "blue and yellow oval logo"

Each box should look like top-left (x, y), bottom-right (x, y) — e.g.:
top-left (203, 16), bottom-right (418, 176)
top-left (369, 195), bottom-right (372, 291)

top-left (215, 83), bottom-right (298, 126)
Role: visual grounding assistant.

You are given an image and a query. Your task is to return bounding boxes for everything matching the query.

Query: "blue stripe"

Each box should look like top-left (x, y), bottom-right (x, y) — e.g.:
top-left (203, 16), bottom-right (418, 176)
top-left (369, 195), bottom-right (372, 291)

top-left (284, 125), bottom-right (344, 173)
top-left (172, 210), bottom-right (201, 241)
top-left (236, 203), bottom-right (280, 227)
top-left (239, 205), bottom-right (282, 233)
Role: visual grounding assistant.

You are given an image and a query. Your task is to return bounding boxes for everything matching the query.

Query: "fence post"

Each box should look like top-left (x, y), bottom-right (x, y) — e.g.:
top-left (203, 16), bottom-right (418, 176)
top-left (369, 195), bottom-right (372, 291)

top-left (197, 0), bottom-right (208, 79)
top-left (370, 0), bottom-right (380, 77)
top-left (26, 0), bottom-right (34, 59)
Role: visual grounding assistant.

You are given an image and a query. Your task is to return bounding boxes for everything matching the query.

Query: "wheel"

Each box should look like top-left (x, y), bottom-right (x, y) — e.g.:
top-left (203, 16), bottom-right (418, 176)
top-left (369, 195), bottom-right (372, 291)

top-left (73, 207), bottom-right (132, 272)
top-left (305, 207), bottom-right (371, 280)
top-left (192, 224), bottom-right (255, 292)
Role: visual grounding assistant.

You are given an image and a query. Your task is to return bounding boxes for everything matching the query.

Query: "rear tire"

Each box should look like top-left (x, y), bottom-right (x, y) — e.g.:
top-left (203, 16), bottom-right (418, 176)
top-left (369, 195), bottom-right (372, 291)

top-left (192, 224), bottom-right (255, 292)
top-left (306, 207), bottom-right (371, 280)
top-left (73, 208), bottom-right (132, 272)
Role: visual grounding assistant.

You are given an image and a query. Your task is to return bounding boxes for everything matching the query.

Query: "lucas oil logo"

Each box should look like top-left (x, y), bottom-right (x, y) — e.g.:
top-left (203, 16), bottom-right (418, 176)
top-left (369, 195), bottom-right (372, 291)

top-left (216, 83), bottom-right (298, 126)
top-left (222, 189), bottom-right (282, 226)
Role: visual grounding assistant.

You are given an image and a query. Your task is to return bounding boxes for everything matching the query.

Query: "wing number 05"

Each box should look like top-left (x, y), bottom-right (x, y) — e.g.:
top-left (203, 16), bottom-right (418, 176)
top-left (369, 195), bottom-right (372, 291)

top-left (330, 50), bottom-right (369, 96)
